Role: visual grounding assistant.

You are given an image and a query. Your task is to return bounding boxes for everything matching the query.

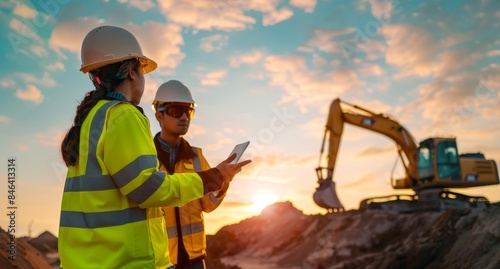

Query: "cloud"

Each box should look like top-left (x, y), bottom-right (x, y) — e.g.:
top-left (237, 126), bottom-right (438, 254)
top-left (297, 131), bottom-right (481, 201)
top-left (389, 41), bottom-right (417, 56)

top-left (13, 2), bottom-right (37, 18)
top-left (290, 0), bottom-right (317, 13)
top-left (8, 17), bottom-right (48, 57)
top-left (47, 61), bottom-right (65, 71)
top-left (380, 25), bottom-right (436, 78)
top-left (358, 62), bottom-right (384, 76)
top-left (249, 175), bottom-right (296, 184)
top-left (183, 124), bottom-right (207, 139)
top-left (205, 137), bottom-right (234, 151)
top-left (128, 22), bottom-right (186, 72)
top-left (229, 51), bottom-right (264, 67)
top-left (451, 126), bottom-right (500, 143)
top-left (1, 78), bottom-right (16, 88)
top-left (311, 53), bottom-right (327, 67)
top-left (157, 0), bottom-right (310, 31)
top-left (357, 39), bottom-right (386, 61)
top-left (15, 72), bottom-right (56, 87)
top-left (237, 0), bottom-right (282, 13)
top-left (263, 55), bottom-right (366, 111)
top-left (17, 144), bottom-right (29, 152)
top-left (300, 116), bottom-right (325, 141)
top-left (49, 18), bottom-right (104, 56)
top-left (397, 69), bottom-right (500, 141)
top-left (488, 50), bottom-right (500, 57)
top-left (241, 151), bottom-right (316, 176)
top-left (0, 115), bottom-right (11, 123)
top-left (380, 25), bottom-right (481, 79)
top-left (117, 0), bottom-right (155, 11)
top-left (367, 0), bottom-right (397, 19)
top-left (157, 0), bottom-right (256, 32)
top-left (199, 34), bottom-right (229, 52)
top-left (219, 200), bottom-right (252, 208)
top-left (307, 28), bottom-right (355, 54)
top-left (262, 7), bottom-right (293, 26)
top-left (340, 172), bottom-right (382, 188)
top-left (200, 70), bottom-right (227, 86)
top-left (296, 46), bottom-right (314, 53)
top-left (36, 128), bottom-right (66, 147)
top-left (139, 75), bottom-right (160, 108)
top-left (0, 72), bottom-right (56, 98)
top-left (16, 85), bottom-right (44, 104)
top-left (356, 145), bottom-right (394, 157)
top-left (470, 73), bottom-right (500, 122)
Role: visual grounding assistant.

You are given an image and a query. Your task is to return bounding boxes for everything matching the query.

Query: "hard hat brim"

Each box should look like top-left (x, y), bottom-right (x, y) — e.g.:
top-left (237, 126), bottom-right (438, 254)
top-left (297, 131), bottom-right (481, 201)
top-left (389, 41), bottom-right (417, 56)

top-left (80, 55), bottom-right (157, 74)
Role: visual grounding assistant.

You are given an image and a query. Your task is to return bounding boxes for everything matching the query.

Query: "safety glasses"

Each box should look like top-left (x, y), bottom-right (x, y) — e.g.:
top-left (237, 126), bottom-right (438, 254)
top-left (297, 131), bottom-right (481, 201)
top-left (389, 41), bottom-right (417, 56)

top-left (161, 105), bottom-right (195, 119)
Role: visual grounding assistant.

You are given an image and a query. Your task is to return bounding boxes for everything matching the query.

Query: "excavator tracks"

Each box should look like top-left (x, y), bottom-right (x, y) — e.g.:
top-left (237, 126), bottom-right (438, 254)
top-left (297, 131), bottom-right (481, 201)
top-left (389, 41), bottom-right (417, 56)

top-left (359, 189), bottom-right (490, 212)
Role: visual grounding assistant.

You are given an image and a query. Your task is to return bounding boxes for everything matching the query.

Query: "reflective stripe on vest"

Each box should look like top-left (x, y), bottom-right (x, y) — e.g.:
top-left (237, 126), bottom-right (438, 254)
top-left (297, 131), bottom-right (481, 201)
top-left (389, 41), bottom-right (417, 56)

top-left (191, 146), bottom-right (201, 172)
top-left (60, 207), bottom-right (146, 228)
top-left (164, 147), bottom-right (210, 238)
top-left (64, 155), bottom-right (159, 192)
top-left (166, 221), bottom-right (204, 238)
top-left (60, 101), bottom-right (148, 228)
top-left (191, 146), bottom-right (219, 205)
top-left (64, 101), bottom-right (117, 192)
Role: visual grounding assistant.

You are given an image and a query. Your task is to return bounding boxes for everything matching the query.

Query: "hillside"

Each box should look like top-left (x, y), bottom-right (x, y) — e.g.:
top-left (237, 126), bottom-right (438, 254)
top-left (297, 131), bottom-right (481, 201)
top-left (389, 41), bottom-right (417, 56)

top-left (2, 201), bottom-right (499, 269)
top-left (206, 201), bottom-right (500, 269)
top-left (0, 227), bottom-right (59, 269)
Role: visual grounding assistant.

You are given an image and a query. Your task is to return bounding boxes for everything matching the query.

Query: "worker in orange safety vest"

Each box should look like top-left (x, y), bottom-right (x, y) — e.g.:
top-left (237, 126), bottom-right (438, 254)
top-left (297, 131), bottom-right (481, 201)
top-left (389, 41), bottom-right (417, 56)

top-left (152, 80), bottom-right (230, 269)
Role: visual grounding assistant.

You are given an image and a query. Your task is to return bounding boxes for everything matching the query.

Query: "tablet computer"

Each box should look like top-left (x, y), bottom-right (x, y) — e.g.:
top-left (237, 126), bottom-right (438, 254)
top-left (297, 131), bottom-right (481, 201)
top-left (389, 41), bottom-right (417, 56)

top-left (228, 141), bottom-right (250, 164)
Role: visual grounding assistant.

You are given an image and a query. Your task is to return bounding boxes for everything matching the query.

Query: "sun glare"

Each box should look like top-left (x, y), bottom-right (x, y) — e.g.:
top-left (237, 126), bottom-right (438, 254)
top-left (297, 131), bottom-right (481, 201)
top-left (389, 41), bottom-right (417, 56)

top-left (249, 193), bottom-right (279, 214)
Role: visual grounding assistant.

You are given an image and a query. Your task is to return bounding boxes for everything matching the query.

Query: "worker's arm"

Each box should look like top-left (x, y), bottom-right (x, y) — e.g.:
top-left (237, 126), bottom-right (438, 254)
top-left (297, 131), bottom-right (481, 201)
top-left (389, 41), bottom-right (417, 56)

top-left (198, 185), bottom-right (228, 213)
top-left (103, 104), bottom-right (224, 208)
top-left (196, 151), bottom-right (228, 212)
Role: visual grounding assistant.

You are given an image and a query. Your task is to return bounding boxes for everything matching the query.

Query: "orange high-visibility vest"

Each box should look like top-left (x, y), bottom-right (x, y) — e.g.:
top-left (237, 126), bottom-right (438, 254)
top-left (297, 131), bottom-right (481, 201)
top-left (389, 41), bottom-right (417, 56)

top-left (161, 147), bottom-right (225, 264)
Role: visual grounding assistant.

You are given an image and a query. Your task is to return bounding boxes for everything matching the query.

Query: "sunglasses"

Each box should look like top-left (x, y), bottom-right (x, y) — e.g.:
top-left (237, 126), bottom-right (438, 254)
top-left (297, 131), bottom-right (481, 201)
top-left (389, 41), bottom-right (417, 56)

top-left (160, 105), bottom-right (195, 119)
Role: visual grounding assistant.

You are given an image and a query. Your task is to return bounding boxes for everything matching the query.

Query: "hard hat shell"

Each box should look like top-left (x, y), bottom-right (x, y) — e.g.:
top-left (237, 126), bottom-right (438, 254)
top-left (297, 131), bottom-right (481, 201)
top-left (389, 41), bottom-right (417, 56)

top-left (153, 80), bottom-right (196, 110)
top-left (80, 25), bottom-right (157, 74)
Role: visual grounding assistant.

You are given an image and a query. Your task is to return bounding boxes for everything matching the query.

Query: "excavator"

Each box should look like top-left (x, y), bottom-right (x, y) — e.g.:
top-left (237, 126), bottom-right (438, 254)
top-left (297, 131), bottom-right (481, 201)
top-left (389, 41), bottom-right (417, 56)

top-left (313, 98), bottom-right (499, 212)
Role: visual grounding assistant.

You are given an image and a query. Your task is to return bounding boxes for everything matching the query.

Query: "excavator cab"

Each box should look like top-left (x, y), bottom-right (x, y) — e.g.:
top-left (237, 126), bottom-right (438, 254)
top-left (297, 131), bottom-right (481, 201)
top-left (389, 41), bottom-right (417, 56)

top-left (313, 167), bottom-right (344, 212)
top-left (415, 138), bottom-right (499, 189)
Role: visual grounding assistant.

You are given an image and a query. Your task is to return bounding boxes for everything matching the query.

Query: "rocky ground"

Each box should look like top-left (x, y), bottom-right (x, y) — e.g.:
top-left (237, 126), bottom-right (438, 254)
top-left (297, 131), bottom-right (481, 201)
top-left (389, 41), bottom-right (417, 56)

top-left (2, 201), bottom-right (499, 269)
top-left (0, 228), bottom-right (58, 269)
top-left (206, 201), bottom-right (500, 269)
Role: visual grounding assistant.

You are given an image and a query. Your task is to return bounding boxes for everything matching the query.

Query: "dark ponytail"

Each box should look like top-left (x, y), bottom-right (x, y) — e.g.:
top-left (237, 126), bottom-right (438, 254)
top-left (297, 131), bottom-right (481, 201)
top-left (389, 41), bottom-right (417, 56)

top-left (61, 59), bottom-right (141, 166)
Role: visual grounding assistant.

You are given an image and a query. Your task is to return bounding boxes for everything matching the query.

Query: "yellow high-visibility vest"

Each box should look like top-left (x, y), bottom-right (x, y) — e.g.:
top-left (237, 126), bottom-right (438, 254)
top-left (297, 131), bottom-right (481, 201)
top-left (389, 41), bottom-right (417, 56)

top-left (59, 100), bottom-right (204, 269)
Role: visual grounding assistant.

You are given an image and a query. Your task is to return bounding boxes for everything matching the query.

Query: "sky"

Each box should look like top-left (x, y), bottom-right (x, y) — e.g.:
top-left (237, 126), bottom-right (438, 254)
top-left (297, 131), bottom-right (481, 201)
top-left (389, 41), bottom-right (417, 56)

top-left (1, 0), bottom-right (499, 238)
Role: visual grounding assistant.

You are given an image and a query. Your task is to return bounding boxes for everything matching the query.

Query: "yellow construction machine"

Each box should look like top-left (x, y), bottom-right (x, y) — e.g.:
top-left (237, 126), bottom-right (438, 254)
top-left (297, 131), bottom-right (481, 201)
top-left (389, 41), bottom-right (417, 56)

top-left (314, 98), bottom-right (499, 212)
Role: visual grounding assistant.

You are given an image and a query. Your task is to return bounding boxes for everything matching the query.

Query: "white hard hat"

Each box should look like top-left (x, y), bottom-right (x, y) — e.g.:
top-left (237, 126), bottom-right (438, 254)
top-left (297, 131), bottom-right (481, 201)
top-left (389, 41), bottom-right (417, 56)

top-left (80, 25), bottom-right (157, 74)
top-left (153, 80), bottom-right (196, 111)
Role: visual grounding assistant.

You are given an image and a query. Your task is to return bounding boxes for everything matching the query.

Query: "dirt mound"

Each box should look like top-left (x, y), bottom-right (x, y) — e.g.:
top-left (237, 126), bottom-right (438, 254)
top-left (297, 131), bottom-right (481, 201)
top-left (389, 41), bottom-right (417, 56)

top-left (206, 201), bottom-right (500, 269)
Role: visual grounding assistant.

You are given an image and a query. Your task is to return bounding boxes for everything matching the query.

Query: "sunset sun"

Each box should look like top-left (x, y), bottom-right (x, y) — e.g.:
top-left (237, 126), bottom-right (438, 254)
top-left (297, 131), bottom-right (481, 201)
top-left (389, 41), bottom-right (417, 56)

top-left (249, 192), bottom-right (279, 214)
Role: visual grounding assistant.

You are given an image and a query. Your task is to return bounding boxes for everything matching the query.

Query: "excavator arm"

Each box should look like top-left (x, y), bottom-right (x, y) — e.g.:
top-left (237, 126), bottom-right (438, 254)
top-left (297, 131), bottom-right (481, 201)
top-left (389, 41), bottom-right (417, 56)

top-left (314, 98), bottom-right (420, 210)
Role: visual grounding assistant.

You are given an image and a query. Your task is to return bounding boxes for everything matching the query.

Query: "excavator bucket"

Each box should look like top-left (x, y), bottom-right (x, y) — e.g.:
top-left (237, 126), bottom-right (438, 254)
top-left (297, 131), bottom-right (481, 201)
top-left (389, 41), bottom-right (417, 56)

top-left (313, 179), bottom-right (344, 212)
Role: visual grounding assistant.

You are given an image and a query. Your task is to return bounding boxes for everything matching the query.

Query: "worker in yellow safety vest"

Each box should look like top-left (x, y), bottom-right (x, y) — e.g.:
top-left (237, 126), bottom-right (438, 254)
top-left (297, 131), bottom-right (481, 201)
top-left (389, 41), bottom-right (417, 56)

top-left (58, 25), bottom-right (251, 269)
top-left (152, 80), bottom-right (229, 269)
